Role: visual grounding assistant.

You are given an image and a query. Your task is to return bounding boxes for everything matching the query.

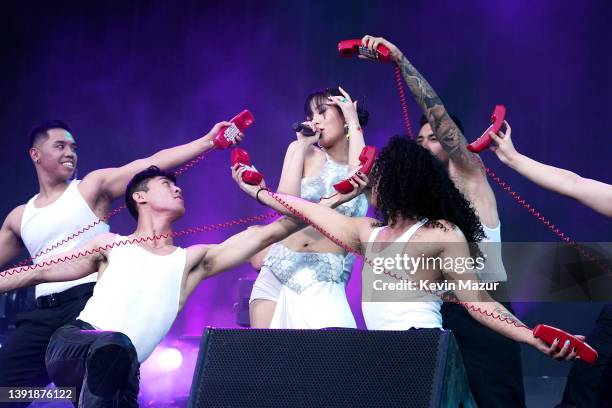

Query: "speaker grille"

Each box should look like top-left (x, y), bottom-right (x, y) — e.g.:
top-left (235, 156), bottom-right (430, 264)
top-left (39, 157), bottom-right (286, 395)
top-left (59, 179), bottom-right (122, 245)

top-left (190, 328), bottom-right (456, 408)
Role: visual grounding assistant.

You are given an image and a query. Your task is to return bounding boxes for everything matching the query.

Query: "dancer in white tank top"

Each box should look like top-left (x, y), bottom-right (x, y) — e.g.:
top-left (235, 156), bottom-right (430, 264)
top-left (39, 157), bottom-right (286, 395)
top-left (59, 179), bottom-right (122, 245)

top-left (362, 219), bottom-right (443, 330)
top-left (0, 118), bottom-right (244, 393)
top-left (0, 165), bottom-right (366, 404)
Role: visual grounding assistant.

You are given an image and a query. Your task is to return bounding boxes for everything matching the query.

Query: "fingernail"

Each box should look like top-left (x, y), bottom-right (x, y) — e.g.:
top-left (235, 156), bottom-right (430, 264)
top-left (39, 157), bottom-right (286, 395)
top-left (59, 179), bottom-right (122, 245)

top-left (565, 340), bottom-right (571, 347)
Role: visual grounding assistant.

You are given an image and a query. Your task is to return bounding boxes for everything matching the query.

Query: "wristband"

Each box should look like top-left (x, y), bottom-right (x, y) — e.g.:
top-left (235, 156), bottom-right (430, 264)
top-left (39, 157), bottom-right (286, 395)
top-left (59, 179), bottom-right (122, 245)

top-left (256, 187), bottom-right (269, 205)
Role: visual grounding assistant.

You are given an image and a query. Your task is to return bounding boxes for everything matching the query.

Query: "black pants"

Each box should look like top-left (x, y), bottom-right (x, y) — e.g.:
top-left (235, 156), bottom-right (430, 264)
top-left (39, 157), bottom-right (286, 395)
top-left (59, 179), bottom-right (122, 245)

top-left (0, 283), bottom-right (95, 408)
top-left (558, 303), bottom-right (612, 408)
top-left (442, 301), bottom-right (526, 408)
top-left (46, 320), bottom-right (140, 407)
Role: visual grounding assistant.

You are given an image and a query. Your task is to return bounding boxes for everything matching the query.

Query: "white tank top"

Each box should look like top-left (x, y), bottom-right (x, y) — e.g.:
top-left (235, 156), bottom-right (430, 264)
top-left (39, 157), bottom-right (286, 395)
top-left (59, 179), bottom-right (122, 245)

top-left (78, 236), bottom-right (186, 363)
top-left (361, 219), bottom-right (443, 330)
top-left (20, 180), bottom-right (110, 298)
top-left (478, 222), bottom-right (507, 282)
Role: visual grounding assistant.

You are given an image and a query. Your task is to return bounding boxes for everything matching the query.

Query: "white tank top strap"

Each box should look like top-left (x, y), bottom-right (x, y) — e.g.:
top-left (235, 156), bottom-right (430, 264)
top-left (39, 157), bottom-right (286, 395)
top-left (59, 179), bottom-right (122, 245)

top-left (365, 226), bottom-right (384, 252)
top-left (395, 218), bottom-right (429, 243)
top-left (481, 221), bottom-right (502, 242)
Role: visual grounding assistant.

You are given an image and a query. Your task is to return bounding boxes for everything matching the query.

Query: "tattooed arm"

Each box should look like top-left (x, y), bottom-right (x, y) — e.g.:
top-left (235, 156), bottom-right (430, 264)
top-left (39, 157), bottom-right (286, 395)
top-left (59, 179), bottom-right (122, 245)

top-left (361, 35), bottom-right (481, 174)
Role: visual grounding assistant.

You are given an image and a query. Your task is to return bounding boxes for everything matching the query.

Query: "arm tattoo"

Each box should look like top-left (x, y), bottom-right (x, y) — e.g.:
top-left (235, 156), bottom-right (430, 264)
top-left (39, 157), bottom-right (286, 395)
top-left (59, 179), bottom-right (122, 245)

top-left (492, 305), bottom-right (517, 322)
top-left (397, 56), bottom-right (480, 171)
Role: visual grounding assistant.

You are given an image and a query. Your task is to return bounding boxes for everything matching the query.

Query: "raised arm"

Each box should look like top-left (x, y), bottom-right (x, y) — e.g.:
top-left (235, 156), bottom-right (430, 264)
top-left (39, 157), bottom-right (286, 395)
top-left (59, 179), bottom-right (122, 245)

top-left (0, 206), bottom-right (25, 269)
top-left (0, 233), bottom-right (112, 293)
top-left (361, 35), bottom-right (481, 174)
top-left (81, 121), bottom-right (239, 200)
top-left (490, 122), bottom-right (612, 217)
top-left (328, 87), bottom-right (366, 169)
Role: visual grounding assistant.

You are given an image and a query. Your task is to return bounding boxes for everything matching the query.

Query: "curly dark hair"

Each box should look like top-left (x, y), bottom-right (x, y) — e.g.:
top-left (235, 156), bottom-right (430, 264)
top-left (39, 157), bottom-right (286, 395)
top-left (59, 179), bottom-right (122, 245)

top-left (370, 136), bottom-right (485, 255)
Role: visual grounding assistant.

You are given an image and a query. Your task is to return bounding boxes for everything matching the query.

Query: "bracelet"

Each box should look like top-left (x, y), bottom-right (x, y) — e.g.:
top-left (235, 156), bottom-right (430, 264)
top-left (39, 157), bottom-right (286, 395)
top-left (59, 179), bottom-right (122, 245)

top-left (255, 187), bottom-right (269, 205)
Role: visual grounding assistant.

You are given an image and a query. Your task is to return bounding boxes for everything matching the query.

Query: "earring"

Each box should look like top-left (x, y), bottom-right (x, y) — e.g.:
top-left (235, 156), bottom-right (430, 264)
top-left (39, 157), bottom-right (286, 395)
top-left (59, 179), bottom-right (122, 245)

top-left (344, 124), bottom-right (350, 140)
top-left (36, 159), bottom-right (40, 164)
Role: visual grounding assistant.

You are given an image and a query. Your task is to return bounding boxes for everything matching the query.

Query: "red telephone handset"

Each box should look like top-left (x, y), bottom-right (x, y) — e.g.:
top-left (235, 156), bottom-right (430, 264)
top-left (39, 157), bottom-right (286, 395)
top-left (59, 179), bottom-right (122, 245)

top-left (533, 324), bottom-right (598, 364)
top-left (467, 105), bottom-right (506, 153)
top-left (333, 146), bottom-right (377, 194)
top-left (338, 39), bottom-right (392, 63)
top-left (230, 148), bottom-right (263, 185)
top-left (214, 109), bottom-right (255, 150)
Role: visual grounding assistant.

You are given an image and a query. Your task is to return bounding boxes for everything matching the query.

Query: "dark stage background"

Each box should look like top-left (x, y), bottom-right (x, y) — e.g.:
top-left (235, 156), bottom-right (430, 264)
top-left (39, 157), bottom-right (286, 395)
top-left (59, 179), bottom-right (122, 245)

top-left (1, 0), bottom-right (610, 401)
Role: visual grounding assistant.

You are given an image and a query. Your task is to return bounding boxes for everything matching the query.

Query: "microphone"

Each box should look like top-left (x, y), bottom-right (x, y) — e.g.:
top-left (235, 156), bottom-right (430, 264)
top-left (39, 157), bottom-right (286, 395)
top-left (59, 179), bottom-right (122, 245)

top-left (292, 122), bottom-right (317, 137)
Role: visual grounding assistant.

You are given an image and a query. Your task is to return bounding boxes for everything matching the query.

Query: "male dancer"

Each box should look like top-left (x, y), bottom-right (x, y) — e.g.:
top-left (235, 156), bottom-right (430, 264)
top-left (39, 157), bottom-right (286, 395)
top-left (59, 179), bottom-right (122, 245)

top-left (359, 35), bottom-right (525, 407)
top-left (489, 122), bottom-right (612, 407)
top-left (0, 165), bottom-right (365, 406)
top-left (0, 119), bottom-right (242, 400)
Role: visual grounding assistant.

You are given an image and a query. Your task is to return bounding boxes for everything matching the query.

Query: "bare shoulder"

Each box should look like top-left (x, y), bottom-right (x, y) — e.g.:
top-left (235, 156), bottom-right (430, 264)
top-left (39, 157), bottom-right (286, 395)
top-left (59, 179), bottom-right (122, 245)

top-left (357, 216), bottom-right (381, 243)
top-left (422, 219), bottom-right (465, 242)
top-left (4, 204), bottom-right (27, 231)
top-left (302, 146), bottom-right (326, 178)
top-left (305, 145), bottom-right (325, 162)
top-left (7, 204), bottom-right (26, 222)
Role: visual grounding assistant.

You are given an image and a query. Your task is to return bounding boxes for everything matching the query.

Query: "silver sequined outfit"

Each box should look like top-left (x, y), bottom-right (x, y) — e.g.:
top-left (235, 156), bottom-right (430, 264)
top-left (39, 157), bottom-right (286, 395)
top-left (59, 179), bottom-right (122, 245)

top-left (262, 154), bottom-right (368, 294)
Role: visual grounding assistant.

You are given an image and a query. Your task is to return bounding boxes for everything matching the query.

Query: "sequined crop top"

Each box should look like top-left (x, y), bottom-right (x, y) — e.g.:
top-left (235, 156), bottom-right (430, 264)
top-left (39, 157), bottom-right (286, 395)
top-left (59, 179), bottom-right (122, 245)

top-left (300, 153), bottom-right (368, 217)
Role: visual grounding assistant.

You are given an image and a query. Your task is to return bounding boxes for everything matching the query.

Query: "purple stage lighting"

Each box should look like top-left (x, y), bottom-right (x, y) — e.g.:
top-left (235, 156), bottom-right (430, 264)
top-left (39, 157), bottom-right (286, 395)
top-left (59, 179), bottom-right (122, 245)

top-left (158, 347), bottom-right (183, 371)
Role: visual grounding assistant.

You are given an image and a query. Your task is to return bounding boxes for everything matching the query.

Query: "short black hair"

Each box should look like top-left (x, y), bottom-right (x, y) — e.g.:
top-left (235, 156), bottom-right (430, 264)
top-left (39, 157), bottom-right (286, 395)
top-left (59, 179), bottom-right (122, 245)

top-left (125, 166), bottom-right (177, 220)
top-left (304, 87), bottom-right (370, 127)
top-left (419, 114), bottom-right (464, 134)
top-left (28, 120), bottom-right (72, 148)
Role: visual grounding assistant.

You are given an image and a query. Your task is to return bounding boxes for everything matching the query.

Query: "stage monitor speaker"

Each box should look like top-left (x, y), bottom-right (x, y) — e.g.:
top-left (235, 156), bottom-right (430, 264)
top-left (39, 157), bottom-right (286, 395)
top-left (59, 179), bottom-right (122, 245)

top-left (188, 328), bottom-right (475, 408)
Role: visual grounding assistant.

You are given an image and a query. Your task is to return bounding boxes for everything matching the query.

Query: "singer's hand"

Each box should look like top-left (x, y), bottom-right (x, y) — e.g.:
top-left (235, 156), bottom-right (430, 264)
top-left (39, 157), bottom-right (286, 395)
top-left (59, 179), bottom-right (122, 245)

top-left (295, 121), bottom-right (320, 146)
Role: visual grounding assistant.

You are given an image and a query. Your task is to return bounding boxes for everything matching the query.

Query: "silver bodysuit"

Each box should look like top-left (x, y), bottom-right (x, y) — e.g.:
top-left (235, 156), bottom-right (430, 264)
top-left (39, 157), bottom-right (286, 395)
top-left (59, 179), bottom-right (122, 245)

top-left (263, 154), bottom-right (369, 294)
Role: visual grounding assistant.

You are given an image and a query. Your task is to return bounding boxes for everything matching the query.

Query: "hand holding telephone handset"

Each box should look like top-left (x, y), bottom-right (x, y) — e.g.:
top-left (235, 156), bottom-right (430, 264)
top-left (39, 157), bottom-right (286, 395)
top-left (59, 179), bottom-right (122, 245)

top-left (467, 105), bottom-right (506, 153)
top-left (230, 148), bottom-right (263, 185)
top-left (338, 39), bottom-right (392, 63)
top-left (213, 110), bottom-right (255, 150)
top-left (333, 146), bottom-right (377, 194)
top-left (533, 324), bottom-right (598, 364)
